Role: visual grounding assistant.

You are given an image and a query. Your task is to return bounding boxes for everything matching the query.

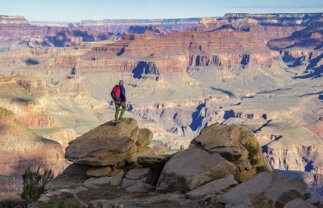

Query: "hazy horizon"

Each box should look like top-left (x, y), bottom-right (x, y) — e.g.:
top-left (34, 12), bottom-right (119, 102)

top-left (1, 0), bottom-right (322, 22)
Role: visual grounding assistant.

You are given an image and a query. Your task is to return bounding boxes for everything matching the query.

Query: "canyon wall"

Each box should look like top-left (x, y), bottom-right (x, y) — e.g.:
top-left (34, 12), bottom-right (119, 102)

top-left (0, 76), bottom-right (77, 199)
top-left (188, 13), bottom-right (322, 41)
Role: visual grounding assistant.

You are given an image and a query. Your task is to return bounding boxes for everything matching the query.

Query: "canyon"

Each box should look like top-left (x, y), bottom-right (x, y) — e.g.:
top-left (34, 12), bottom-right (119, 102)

top-left (0, 13), bottom-right (322, 201)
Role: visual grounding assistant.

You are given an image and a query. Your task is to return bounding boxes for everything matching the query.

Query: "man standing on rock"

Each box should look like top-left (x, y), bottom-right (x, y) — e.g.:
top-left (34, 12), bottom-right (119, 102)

top-left (111, 80), bottom-right (126, 123)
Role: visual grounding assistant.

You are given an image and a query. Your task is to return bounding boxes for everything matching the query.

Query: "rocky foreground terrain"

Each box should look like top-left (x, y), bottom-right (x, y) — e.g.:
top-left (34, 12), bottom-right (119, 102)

top-left (0, 13), bottom-right (322, 201)
top-left (32, 118), bottom-right (321, 208)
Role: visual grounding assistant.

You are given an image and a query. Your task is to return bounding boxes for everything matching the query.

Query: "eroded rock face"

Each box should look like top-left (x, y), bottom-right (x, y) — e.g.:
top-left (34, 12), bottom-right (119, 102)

top-left (189, 13), bottom-right (322, 41)
top-left (156, 124), bottom-right (272, 193)
top-left (219, 171), bottom-right (307, 207)
top-left (65, 118), bottom-right (155, 166)
top-left (156, 147), bottom-right (238, 193)
top-left (36, 120), bottom-right (310, 208)
top-left (79, 30), bottom-right (282, 74)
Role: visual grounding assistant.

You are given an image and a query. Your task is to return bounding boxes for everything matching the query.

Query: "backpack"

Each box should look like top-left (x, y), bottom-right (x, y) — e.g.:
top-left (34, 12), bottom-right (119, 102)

top-left (111, 85), bottom-right (121, 101)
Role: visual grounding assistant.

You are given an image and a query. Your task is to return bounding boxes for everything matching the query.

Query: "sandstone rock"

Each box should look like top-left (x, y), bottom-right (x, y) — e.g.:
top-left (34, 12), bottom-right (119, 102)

top-left (274, 189), bottom-right (305, 208)
top-left (284, 198), bottom-right (317, 208)
top-left (193, 123), bottom-right (272, 182)
top-left (305, 197), bottom-right (321, 207)
top-left (219, 171), bottom-right (307, 205)
top-left (38, 186), bottom-right (88, 204)
top-left (46, 164), bottom-right (89, 189)
top-left (65, 118), bottom-right (143, 166)
top-left (244, 193), bottom-right (274, 208)
top-left (122, 177), bottom-right (147, 188)
top-left (86, 167), bottom-right (112, 177)
top-left (151, 145), bottom-right (168, 155)
top-left (123, 181), bottom-right (155, 193)
top-left (84, 169), bottom-right (124, 187)
top-left (208, 146), bottom-right (248, 161)
top-left (88, 193), bottom-right (199, 208)
top-left (156, 147), bottom-right (238, 193)
top-left (136, 128), bottom-right (153, 146)
top-left (185, 174), bottom-right (237, 199)
top-left (84, 175), bottom-right (121, 187)
top-left (125, 167), bottom-right (151, 180)
top-left (137, 155), bottom-right (172, 168)
top-left (109, 169), bottom-right (125, 178)
top-left (195, 124), bottom-right (241, 150)
top-left (135, 146), bottom-right (154, 157)
top-left (233, 161), bottom-right (252, 171)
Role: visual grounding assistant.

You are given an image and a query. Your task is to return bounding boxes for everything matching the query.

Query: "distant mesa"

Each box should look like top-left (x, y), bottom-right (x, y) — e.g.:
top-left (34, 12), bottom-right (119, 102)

top-left (0, 15), bottom-right (30, 26)
top-left (188, 13), bottom-right (323, 41)
top-left (127, 25), bottom-right (170, 35)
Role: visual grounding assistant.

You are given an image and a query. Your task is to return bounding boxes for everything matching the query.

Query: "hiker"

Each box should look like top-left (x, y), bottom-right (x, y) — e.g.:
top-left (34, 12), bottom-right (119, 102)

top-left (111, 80), bottom-right (126, 123)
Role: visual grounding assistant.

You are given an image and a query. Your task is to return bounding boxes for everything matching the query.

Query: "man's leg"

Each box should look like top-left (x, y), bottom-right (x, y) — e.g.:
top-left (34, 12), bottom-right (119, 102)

top-left (119, 102), bottom-right (126, 120)
top-left (115, 101), bottom-right (120, 123)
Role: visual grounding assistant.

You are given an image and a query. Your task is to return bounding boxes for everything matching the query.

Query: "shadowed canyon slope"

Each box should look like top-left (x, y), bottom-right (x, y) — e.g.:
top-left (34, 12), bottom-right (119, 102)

top-left (0, 13), bottom-right (322, 201)
top-left (0, 76), bottom-right (78, 199)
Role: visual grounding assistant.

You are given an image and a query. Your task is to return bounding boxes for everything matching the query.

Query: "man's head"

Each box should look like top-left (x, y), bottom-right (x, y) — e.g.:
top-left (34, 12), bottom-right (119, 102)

top-left (119, 80), bottom-right (124, 86)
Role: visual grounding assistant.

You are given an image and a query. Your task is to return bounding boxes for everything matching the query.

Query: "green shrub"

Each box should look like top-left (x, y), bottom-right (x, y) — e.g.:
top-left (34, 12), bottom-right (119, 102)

top-left (304, 192), bottom-right (312, 200)
top-left (243, 143), bottom-right (259, 165)
top-left (20, 167), bottom-right (54, 203)
top-left (0, 198), bottom-right (23, 208)
top-left (179, 145), bottom-right (185, 150)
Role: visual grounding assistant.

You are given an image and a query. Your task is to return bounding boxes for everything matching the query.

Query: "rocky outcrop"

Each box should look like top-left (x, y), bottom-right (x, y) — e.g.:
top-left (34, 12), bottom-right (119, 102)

top-left (34, 120), bottom-right (316, 207)
top-left (218, 171), bottom-right (308, 207)
top-left (156, 123), bottom-right (272, 193)
top-left (65, 118), bottom-right (155, 166)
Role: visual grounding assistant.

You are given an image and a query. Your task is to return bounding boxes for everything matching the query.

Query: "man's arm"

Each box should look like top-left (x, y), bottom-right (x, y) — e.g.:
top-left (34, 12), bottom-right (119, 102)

top-left (121, 86), bottom-right (126, 102)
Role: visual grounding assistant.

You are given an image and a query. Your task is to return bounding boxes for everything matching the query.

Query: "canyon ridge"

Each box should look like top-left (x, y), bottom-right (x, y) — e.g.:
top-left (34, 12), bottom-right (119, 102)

top-left (0, 13), bottom-right (322, 203)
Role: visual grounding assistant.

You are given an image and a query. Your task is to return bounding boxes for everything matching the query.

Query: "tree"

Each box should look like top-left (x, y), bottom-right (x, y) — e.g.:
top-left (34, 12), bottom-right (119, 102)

top-left (20, 167), bottom-right (54, 203)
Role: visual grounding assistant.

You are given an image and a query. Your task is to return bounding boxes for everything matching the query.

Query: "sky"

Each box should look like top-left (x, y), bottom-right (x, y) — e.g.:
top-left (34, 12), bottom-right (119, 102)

top-left (0, 0), bottom-right (322, 22)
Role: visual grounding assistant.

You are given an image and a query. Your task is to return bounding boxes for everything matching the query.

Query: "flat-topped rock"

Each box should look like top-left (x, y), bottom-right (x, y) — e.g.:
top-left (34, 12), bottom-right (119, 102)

top-left (137, 155), bottom-right (172, 168)
top-left (185, 174), bottom-right (237, 199)
top-left (65, 118), bottom-right (153, 166)
top-left (156, 146), bottom-right (238, 193)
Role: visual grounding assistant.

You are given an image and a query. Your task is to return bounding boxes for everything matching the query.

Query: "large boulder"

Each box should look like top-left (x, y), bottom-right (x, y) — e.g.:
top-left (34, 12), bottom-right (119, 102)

top-left (194, 123), bottom-right (272, 181)
top-left (185, 174), bottom-right (238, 199)
top-left (65, 118), bottom-right (153, 166)
top-left (156, 123), bottom-right (273, 193)
top-left (156, 146), bottom-right (238, 193)
top-left (219, 171), bottom-right (307, 206)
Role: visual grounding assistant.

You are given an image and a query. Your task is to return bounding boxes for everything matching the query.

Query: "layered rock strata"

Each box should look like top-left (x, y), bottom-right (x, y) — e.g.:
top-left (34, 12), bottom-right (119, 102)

top-left (0, 76), bottom-right (76, 199)
top-left (188, 13), bottom-right (322, 41)
top-left (68, 29), bottom-right (284, 74)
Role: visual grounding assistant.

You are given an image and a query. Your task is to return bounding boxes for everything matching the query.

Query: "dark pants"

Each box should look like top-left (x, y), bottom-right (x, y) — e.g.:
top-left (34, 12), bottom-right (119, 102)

top-left (115, 101), bottom-right (126, 122)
